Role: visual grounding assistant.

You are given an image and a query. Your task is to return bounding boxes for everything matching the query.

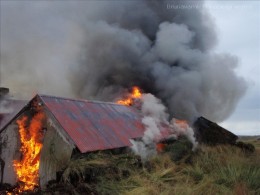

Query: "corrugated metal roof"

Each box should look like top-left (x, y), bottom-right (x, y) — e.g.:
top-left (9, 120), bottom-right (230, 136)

top-left (0, 95), bottom-right (174, 153)
top-left (38, 95), bottom-right (146, 153)
top-left (0, 99), bottom-right (28, 132)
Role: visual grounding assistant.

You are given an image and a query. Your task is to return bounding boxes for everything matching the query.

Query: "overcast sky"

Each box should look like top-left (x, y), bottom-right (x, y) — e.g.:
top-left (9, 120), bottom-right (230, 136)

top-left (205, 0), bottom-right (260, 135)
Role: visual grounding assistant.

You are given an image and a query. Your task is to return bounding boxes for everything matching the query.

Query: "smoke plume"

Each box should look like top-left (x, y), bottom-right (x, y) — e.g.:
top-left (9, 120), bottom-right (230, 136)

top-left (0, 0), bottom-right (247, 122)
top-left (0, 90), bottom-right (13, 114)
top-left (130, 93), bottom-right (197, 160)
top-left (131, 94), bottom-right (168, 159)
top-left (0, 100), bottom-right (13, 114)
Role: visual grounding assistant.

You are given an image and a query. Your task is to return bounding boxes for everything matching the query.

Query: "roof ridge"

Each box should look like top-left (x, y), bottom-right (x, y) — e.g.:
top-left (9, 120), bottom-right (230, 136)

top-left (37, 94), bottom-right (126, 106)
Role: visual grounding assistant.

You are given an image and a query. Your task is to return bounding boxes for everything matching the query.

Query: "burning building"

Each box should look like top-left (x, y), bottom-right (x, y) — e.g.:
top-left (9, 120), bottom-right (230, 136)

top-left (0, 1), bottom-right (250, 193)
top-left (0, 93), bottom-right (175, 191)
top-left (0, 84), bottom-right (240, 193)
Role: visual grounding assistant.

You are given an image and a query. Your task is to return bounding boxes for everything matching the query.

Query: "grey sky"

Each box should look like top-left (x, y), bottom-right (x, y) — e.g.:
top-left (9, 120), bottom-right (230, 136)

top-left (205, 0), bottom-right (260, 135)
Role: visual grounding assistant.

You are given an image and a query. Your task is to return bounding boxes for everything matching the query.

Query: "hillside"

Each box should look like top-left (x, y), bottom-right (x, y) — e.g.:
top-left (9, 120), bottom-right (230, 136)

top-left (7, 136), bottom-right (257, 195)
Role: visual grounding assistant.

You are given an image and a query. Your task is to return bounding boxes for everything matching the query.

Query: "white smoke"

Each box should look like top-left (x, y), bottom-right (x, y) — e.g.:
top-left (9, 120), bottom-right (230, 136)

top-left (170, 119), bottom-right (198, 150)
top-left (0, 92), bottom-right (13, 114)
top-left (130, 93), bottom-right (197, 160)
top-left (131, 94), bottom-right (167, 160)
top-left (0, 100), bottom-right (13, 114)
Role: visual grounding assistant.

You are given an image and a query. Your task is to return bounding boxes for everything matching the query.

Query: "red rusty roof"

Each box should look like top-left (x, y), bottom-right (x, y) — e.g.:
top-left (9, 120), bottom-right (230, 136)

top-left (0, 94), bottom-right (174, 153)
top-left (0, 99), bottom-right (28, 132)
top-left (38, 95), bottom-right (146, 153)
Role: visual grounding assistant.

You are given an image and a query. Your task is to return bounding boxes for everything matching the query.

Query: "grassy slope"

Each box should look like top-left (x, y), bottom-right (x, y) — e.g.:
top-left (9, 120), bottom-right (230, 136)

top-left (44, 137), bottom-right (260, 195)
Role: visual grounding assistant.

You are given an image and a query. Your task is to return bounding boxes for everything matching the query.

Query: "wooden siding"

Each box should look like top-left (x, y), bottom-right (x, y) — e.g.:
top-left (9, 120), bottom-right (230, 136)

top-left (0, 122), bottom-right (20, 185)
top-left (39, 116), bottom-right (74, 188)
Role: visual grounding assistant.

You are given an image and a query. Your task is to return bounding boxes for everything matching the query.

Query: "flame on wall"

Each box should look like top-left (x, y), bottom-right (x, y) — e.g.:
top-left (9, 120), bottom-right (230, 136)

top-left (13, 112), bottom-right (45, 192)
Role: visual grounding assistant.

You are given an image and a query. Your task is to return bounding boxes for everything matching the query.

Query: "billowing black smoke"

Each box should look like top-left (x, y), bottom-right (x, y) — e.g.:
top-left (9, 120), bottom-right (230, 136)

top-left (1, 0), bottom-right (247, 122)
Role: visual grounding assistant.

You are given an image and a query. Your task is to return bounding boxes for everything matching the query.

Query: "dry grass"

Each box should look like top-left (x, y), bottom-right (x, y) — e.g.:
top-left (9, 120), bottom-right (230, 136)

top-left (118, 145), bottom-right (259, 195)
top-left (43, 141), bottom-right (260, 195)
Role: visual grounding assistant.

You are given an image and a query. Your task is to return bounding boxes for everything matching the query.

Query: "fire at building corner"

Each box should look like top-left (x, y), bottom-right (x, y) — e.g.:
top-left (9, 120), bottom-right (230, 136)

top-left (0, 91), bottom-right (153, 193)
top-left (13, 104), bottom-right (46, 192)
top-left (0, 95), bottom-right (75, 193)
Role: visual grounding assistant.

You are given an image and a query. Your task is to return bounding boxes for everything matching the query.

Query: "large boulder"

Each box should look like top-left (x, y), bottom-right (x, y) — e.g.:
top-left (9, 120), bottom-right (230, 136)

top-left (193, 116), bottom-right (238, 145)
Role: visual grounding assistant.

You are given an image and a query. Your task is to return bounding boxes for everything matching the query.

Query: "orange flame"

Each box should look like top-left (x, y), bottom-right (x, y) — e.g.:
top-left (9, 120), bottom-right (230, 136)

top-left (13, 112), bottom-right (45, 192)
top-left (156, 143), bottom-right (165, 152)
top-left (116, 86), bottom-right (142, 106)
top-left (175, 119), bottom-right (189, 129)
